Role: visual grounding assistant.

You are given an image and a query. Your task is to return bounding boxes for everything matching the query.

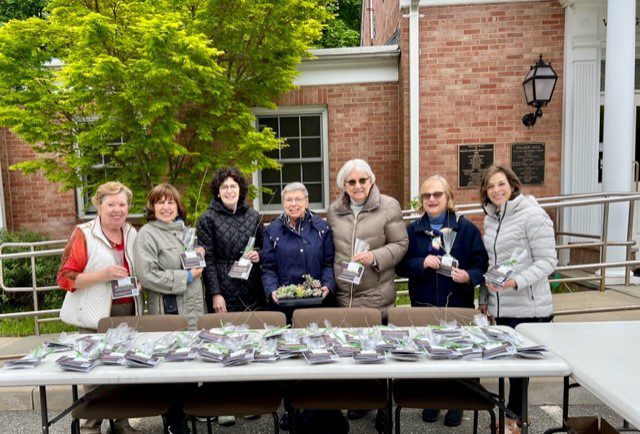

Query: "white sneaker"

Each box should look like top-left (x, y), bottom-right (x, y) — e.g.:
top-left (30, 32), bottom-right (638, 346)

top-left (217, 415), bottom-right (236, 426)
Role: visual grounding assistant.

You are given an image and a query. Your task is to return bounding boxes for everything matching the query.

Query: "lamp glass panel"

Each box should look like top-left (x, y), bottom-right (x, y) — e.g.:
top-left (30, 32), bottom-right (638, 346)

top-left (524, 80), bottom-right (535, 104)
top-left (534, 77), bottom-right (556, 102)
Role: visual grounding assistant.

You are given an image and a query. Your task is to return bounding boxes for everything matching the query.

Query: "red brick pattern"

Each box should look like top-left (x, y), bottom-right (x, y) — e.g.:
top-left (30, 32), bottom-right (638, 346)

top-left (1, 128), bottom-right (77, 239)
top-left (279, 82), bottom-right (401, 204)
top-left (397, 1), bottom-right (564, 208)
top-left (361, 0), bottom-right (403, 46)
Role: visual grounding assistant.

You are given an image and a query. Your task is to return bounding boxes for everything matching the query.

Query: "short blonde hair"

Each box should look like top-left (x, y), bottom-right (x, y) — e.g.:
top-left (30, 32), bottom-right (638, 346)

top-left (418, 175), bottom-right (455, 213)
top-left (91, 181), bottom-right (133, 209)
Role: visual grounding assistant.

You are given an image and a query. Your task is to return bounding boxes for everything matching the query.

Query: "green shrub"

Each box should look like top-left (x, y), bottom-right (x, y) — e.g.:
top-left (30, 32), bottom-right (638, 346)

top-left (0, 229), bottom-right (65, 313)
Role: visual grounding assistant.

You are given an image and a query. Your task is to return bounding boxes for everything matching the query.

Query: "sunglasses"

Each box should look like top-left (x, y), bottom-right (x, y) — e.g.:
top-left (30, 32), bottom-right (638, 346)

top-left (421, 191), bottom-right (445, 200)
top-left (345, 177), bottom-right (370, 187)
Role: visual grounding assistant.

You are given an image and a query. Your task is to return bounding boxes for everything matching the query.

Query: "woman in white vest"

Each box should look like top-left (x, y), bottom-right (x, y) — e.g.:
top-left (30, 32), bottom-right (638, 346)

top-left (57, 181), bottom-right (141, 434)
top-left (478, 165), bottom-right (557, 434)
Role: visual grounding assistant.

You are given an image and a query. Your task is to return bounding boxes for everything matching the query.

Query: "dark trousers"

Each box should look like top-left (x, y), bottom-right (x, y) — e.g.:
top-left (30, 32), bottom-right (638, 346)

top-left (495, 315), bottom-right (553, 420)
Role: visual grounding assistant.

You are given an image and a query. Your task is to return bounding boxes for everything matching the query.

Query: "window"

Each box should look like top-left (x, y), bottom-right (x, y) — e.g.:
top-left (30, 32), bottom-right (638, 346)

top-left (254, 107), bottom-right (329, 212)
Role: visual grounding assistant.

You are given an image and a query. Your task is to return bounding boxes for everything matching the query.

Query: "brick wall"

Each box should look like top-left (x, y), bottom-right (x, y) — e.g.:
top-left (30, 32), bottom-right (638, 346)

top-left (399, 0), bottom-right (564, 213)
top-left (362, 0), bottom-right (402, 46)
top-left (279, 82), bottom-right (401, 205)
top-left (1, 128), bottom-right (77, 239)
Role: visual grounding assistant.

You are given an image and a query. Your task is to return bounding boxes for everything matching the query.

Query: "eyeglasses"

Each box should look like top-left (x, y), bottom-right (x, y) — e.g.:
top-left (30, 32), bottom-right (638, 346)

top-left (284, 196), bottom-right (307, 204)
top-left (345, 177), bottom-right (370, 187)
top-left (421, 191), bottom-right (445, 201)
top-left (220, 183), bottom-right (239, 191)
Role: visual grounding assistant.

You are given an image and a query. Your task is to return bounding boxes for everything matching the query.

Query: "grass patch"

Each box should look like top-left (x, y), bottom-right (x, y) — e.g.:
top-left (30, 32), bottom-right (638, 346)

top-left (0, 316), bottom-right (75, 337)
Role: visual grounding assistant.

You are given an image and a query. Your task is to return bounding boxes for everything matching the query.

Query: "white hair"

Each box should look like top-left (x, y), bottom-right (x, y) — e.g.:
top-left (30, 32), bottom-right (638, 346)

top-left (281, 182), bottom-right (309, 198)
top-left (335, 159), bottom-right (376, 191)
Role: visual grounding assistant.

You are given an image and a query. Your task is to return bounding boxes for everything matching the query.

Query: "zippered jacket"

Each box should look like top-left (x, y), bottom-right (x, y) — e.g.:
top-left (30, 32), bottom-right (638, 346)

top-left (396, 211), bottom-right (488, 309)
top-left (326, 185), bottom-right (408, 318)
top-left (262, 211), bottom-right (335, 296)
top-left (479, 194), bottom-right (557, 318)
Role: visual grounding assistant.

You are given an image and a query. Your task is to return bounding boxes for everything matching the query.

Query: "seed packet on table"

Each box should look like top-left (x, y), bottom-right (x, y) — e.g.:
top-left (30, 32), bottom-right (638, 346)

top-left (302, 349), bottom-right (339, 364)
top-left (124, 351), bottom-right (160, 368)
top-left (353, 349), bottom-right (386, 364)
top-left (56, 355), bottom-right (100, 372)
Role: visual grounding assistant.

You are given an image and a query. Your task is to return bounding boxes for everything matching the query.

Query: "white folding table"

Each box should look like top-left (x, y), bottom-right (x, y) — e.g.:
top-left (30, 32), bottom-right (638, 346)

top-left (0, 330), bottom-right (571, 434)
top-left (517, 321), bottom-right (640, 431)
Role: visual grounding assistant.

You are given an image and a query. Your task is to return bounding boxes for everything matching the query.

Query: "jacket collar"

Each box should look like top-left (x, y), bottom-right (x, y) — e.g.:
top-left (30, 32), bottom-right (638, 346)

top-left (483, 194), bottom-right (527, 220)
top-left (333, 184), bottom-right (382, 215)
top-left (415, 210), bottom-right (459, 232)
top-left (209, 199), bottom-right (248, 215)
top-left (90, 216), bottom-right (133, 247)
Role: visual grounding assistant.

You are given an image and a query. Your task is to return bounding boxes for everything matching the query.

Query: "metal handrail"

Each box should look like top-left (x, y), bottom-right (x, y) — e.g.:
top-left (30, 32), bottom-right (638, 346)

top-left (3, 192), bottom-right (640, 334)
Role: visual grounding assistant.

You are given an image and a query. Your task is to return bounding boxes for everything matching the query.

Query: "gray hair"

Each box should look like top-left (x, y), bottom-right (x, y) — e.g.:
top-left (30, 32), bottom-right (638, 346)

top-left (281, 182), bottom-right (309, 198)
top-left (336, 159), bottom-right (376, 191)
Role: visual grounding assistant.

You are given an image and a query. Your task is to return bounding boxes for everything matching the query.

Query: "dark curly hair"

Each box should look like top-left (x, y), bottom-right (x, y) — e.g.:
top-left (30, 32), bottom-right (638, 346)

top-left (210, 167), bottom-right (248, 205)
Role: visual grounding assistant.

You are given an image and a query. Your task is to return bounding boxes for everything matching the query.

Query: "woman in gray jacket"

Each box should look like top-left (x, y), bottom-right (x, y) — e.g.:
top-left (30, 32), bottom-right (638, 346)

top-left (478, 165), bottom-right (557, 434)
top-left (134, 183), bottom-right (205, 330)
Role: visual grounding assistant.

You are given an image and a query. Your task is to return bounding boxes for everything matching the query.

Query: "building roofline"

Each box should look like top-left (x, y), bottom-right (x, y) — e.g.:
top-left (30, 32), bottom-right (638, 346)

top-left (305, 45), bottom-right (400, 62)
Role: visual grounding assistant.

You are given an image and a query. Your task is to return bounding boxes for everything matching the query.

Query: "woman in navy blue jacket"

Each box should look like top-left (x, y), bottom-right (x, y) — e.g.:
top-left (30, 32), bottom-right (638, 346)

top-left (396, 175), bottom-right (488, 427)
top-left (262, 182), bottom-right (335, 305)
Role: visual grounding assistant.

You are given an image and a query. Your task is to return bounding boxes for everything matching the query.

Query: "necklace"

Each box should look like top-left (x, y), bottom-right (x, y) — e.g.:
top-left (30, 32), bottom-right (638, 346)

top-left (102, 229), bottom-right (123, 248)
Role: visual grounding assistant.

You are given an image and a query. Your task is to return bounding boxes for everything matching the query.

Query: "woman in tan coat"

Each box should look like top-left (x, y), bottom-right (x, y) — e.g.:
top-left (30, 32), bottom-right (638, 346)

top-left (326, 159), bottom-right (408, 319)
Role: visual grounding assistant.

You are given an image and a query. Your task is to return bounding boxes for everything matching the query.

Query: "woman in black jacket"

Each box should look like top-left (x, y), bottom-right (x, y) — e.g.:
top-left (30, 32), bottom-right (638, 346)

top-left (197, 167), bottom-right (266, 314)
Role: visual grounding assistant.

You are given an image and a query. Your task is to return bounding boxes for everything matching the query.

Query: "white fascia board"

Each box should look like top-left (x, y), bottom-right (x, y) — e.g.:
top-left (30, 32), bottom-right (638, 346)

top-left (399, 0), bottom-right (545, 8)
top-left (295, 46), bottom-right (399, 86)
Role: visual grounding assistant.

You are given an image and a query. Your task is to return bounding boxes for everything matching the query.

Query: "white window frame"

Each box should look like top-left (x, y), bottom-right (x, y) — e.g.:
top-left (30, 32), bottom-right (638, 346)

top-left (252, 106), bottom-right (330, 214)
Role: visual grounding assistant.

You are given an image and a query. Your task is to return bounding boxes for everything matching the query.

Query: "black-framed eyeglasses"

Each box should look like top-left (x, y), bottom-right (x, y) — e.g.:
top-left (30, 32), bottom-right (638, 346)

top-left (345, 177), bottom-right (370, 187)
top-left (421, 191), bottom-right (445, 201)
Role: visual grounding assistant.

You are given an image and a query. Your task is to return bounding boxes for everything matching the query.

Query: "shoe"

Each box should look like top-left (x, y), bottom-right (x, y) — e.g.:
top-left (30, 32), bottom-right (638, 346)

top-left (346, 409), bottom-right (368, 420)
top-left (279, 412), bottom-right (289, 431)
top-left (217, 415), bottom-right (236, 426)
top-left (421, 408), bottom-right (440, 423)
top-left (375, 408), bottom-right (386, 432)
top-left (243, 415), bottom-right (261, 420)
top-left (443, 410), bottom-right (463, 427)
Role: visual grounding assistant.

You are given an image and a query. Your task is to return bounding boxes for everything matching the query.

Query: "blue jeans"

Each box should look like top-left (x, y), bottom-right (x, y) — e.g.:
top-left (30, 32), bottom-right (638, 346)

top-left (495, 316), bottom-right (553, 420)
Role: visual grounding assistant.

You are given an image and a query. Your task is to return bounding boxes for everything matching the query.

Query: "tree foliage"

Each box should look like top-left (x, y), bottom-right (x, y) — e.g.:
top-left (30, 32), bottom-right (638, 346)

top-left (0, 0), bottom-right (47, 22)
top-left (320, 0), bottom-right (361, 48)
top-left (0, 0), bottom-right (330, 217)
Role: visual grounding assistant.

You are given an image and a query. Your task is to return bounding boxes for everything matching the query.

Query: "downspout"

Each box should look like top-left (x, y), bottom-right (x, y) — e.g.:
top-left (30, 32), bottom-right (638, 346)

top-left (408, 0), bottom-right (421, 201)
top-left (369, 0), bottom-right (375, 42)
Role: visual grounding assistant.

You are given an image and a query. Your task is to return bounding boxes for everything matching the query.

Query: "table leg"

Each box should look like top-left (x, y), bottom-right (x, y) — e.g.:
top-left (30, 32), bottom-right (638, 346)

top-left (39, 385), bottom-right (49, 434)
top-left (386, 379), bottom-right (393, 434)
top-left (498, 378), bottom-right (505, 434)
top-left (521, 378), bottom-right (529, 434)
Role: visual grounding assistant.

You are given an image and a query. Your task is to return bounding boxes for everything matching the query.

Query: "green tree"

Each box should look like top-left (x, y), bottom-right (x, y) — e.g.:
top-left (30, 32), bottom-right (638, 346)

top-left (0, 0), bottom-right (330, 217)
top-left (0, 0), bottom-right (47, 22)
top-left (321, 0), bottom-right (361, 48)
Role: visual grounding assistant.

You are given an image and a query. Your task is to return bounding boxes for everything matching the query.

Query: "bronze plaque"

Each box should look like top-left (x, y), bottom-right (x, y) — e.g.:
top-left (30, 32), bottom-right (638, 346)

top-left (458, 144), bottom-right (494, 188)
top-left (511, 142), bottom-right (545, 185)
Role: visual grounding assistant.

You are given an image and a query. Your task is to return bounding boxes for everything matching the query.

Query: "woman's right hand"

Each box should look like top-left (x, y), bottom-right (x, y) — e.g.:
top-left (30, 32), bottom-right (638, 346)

top-left (478, 304), bottom-right (488, 315)
top-left (190, 267), bottom-right (204, 279)
top-left (271, 292), bottom-right (279, 304)
top-left (423, 255), bottom-right (441, 270)
top-left (102, 265), bottom-right (129, 281)
top-left (212, 294), bottom-right (227, 313)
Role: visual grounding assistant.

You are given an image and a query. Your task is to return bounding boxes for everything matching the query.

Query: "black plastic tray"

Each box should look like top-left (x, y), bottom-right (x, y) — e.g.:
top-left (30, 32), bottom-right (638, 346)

top-left (277, 296), bottom-right (323, 307)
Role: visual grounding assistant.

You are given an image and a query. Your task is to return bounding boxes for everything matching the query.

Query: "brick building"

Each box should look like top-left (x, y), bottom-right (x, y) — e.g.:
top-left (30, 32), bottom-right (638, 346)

top-left (0, 0), bottom-right (637, 245)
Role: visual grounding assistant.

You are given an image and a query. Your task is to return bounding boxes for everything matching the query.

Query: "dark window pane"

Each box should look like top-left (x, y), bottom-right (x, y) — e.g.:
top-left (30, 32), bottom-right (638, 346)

top-left (265, 148), bottom-right (279, 159)
top-left (302, 162), bottom-right (322, 182)
top-left (280, 116), bottom-right (299, 138)
top-left (262, 168), bottom-right (280, 184)
top-left (301, 115), bottom-right (321, 136)
top-left (301, 138), bottom-right (321, 158)
top-left (281, 138), bottom-right (300, 159)
top-left (306, 183), bottom-right (323, 203)
top-left (258, 117), bottom-right (279, 135)
top-left (282, 163), bottom-right (301, 183)
top-left (262, 185), bottom-right (281, 205)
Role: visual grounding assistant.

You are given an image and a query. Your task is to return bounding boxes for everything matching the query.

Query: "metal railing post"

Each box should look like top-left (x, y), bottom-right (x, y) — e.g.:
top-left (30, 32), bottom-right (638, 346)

top-left (30, 245), bottom-right (40, 336)
top-left (601, 202), bottom-right (609, 292)
top-left (626, 198), bottom-right (635, 287)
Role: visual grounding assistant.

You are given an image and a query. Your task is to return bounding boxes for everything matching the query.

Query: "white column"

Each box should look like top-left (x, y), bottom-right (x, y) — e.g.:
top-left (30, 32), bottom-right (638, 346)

top-left (559, 1), bottom-right (602, 259)
top-left (602, 0), bottom-right (635, 278)
top-left (408, 0), bottom-right (421, 201)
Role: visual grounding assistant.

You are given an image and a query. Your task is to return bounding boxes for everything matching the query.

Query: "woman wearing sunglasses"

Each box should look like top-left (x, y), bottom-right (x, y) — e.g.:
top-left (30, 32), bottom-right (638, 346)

top-left (327, 159), bottom-right (408, 320)
top-left (395, 175), bottom-right (488, 427)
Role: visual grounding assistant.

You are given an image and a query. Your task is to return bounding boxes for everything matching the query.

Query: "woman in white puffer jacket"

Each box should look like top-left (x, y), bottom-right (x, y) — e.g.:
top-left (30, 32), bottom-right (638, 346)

top-left (478, 164), bottom-right (557, 434)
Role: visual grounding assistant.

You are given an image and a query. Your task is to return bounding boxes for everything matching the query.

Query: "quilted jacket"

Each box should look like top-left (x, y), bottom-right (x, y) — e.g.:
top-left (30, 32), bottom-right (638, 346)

top-left (197, 200), bottom-right (266, 312)
top-left (479, 194), bottom-right (557, 319)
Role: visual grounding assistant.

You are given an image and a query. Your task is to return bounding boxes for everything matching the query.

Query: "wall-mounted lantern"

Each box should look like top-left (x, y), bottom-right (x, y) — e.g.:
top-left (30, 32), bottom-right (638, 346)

top-left (522, 54), bottom-right (558, 127)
